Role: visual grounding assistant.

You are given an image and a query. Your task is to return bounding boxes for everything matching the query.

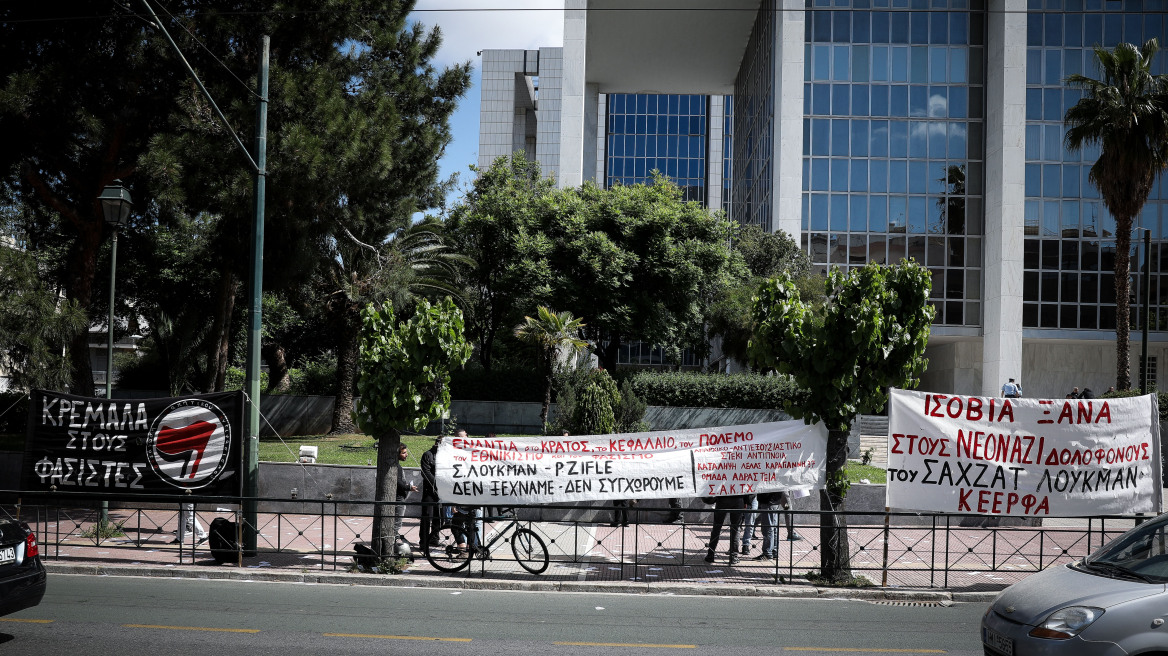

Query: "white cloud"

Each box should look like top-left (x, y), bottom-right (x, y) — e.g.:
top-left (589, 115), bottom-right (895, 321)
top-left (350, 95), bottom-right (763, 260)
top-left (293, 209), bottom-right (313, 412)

top-left (412, 0), bottom-right (565, 66)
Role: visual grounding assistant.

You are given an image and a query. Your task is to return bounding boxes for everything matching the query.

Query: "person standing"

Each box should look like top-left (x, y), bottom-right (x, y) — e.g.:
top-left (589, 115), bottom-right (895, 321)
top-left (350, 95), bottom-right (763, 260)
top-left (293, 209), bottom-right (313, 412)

top-left (419, 436), bottom-right (442, 549)
top-left (755, 492), bottom-right (781, 560)
top-left (705, 495), bottom-right (748, 565)
top-left (665, 498), bottom-right (684, 523)
top-left (173, 503), bottom-right (207, 544)
top-left (1000, 377), bottom-right (1022, 398)
top-left (392, 443), bottom-right (418, 547)
top-left (740, 494), bottom-right (758, 556)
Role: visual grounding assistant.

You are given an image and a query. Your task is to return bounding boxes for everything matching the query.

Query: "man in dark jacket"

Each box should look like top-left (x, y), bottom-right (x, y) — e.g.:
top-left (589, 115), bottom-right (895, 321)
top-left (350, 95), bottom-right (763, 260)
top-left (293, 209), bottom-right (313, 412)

top-left (705, 495), bottom-right (749, 565)
top-left (420, 437), bottom-right (442, 549)
top-left (393, 443), bottom-right (417, 547)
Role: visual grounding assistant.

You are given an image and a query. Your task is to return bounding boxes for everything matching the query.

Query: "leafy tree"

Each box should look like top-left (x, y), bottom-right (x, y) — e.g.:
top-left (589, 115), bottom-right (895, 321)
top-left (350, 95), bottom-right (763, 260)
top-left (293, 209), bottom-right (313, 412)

top-left (749, 262), bottom-right (934, 582)
top-left (514, 306), bottom-right (588, 428)
top-left (707, 225), bottom-right (815, 369)
top-left (0, 243), bottom-right (87, 391)
top-left (1, 1), bottom-right (471, 396)
top-left (355, 297), bottom-right (471, 558)
top-left (1064, 39), bottom-right (1168, 390)
top-left (445, 153), bottom-right (559, 370)
top-left (552, 175), bottom-right (738, 371)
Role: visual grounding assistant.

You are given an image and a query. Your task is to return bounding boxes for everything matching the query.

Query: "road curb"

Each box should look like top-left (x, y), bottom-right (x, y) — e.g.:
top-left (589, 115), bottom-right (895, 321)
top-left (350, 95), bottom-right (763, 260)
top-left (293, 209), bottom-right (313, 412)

top-left (43, 562), bottom-right (978, 602)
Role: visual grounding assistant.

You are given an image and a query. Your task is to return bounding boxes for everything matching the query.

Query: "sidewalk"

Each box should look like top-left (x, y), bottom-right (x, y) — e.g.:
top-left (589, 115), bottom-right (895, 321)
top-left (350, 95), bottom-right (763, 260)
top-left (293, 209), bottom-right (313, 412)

top-left (23, 505), bottom-right (1075, 604)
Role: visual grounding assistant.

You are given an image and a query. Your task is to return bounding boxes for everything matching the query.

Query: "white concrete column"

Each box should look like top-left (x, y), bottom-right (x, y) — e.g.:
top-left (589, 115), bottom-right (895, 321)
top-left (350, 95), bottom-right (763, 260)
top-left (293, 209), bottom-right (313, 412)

top-left (559, 0), bottom-right (588, 188)
top-left (773, 0), bottom-right (806, 239)
top-left (596, 93), bottom-right (608, 184)
top-left (583, 83), bottom-right (599, 184)
top-left (708, 95), bottom-right (725, 212)
top-left (982, 0), bottom-right (1027, 397)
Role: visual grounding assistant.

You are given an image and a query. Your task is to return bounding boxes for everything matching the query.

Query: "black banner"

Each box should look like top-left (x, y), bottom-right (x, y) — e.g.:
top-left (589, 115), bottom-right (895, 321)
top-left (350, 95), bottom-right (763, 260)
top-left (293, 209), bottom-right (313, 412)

top-left (22, 390), bottom-right (244, 494)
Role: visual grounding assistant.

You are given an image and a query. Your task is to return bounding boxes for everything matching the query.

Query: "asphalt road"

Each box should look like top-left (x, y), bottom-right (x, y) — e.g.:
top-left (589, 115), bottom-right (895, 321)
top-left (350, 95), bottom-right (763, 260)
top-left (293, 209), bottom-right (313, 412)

top-left (1, 574), bottom-right (989, 655)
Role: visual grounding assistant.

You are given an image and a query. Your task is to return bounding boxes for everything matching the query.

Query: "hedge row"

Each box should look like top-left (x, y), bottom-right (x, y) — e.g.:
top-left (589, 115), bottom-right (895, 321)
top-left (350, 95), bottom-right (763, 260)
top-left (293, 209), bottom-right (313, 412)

top-left (624, 371), bottom-right (807, 410)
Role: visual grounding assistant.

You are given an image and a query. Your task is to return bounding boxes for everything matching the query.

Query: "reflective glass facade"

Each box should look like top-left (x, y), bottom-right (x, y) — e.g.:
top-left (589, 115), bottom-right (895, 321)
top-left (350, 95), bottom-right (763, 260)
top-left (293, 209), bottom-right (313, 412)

top-left (606, 93), bottom-right (709, 203)
top-left (802, 0), bottom-right (987, 327)
top-left (733, 0), bottom-right (777, 232)
top-left (1025, 2), bottom-right (1168, 331)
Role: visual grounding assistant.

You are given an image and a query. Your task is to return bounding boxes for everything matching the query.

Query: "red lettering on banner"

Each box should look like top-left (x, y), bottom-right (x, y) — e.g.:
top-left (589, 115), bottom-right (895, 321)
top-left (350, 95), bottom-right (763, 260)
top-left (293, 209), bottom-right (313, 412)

top-left (968, 489), bottom-right (1050, 515)
top-left (958, 487), bottom-right (973, 511)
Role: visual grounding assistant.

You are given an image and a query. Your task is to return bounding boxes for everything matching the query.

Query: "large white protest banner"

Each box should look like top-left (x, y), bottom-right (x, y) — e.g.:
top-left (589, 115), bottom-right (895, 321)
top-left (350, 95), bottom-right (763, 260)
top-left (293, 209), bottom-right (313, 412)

top-left (435, 420), bottom-right (828, 505)
top-left (886, 388), bottom-right (1162, 516)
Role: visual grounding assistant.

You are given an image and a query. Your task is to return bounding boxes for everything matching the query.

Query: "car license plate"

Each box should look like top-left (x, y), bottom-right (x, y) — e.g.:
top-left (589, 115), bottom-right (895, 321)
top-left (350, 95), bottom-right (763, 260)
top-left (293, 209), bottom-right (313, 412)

top-left (0, 546), bottom-right (14, 566)
top-left (984, 626), bottom-right (1014, 656)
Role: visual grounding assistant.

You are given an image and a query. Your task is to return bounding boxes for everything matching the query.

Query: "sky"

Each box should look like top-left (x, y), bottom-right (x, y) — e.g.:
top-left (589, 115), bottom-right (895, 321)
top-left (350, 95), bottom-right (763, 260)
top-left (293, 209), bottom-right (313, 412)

top-left (409, 1), bottom-right (565, 205)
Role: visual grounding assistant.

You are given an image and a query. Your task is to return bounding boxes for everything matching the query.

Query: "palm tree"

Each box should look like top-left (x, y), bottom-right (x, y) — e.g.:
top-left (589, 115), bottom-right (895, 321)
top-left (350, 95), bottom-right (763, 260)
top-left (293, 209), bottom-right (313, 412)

top-left (322, 217), bottom-right (469, 433)
top-left (515, 306), bottom-right (589, 428)
top-left (1064, 38), bottom-right (1168, 390)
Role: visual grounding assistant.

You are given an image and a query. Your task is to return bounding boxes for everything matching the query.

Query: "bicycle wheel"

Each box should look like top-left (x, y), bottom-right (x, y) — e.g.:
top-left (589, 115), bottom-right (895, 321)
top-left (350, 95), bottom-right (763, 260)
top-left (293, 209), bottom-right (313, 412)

top-left (511, 527), bottom-right (548, 575)
top-left (425, 521), bottom-right (472, 573)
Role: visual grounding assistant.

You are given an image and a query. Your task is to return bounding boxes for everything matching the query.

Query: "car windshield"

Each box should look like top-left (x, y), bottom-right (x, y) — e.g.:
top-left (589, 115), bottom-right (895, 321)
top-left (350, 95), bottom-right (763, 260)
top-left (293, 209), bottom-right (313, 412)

top-left (1084, 514), bottom-right (1168, 584)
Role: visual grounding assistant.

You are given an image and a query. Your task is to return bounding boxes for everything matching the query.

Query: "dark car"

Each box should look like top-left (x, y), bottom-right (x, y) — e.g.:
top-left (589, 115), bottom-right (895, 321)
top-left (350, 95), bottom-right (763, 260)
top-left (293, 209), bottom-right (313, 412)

top-left (0, 519), bottom-right (46, 617)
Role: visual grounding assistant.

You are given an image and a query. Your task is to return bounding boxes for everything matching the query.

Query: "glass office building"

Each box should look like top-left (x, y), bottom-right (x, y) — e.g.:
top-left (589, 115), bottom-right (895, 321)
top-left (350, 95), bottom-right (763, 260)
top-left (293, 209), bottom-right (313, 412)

top-left (800, 0), bottom-right (987, 328)
top-left (487, 0), bottom-right (1168, 394)
top-left (1024, 4), bottom-right (1168, 332)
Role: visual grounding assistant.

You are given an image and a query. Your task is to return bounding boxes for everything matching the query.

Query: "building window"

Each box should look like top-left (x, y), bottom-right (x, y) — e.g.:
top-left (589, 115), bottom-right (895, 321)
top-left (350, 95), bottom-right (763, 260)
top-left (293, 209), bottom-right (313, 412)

top-left (606, 93), bottom-right (709, 205)
top-left (1139, 355), bottom-right (1158, 391)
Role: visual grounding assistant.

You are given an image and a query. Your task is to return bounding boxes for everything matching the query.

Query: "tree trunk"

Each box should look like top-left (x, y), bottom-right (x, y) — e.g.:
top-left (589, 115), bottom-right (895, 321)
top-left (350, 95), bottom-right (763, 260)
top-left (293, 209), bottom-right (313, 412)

top-left (597, 332), bottom-right (620, 372)
top-left (540, 354), bottom-right (553, 429)
top-left (330, 304), bottom-right (361, 434)
top-left (64, 221), bottom-right (103, 396)
top-left (371, 427), bottom-right (402, 558)
top-left (263, 342), bottom-right (291, 394)
top-left (478, 323), bottom-right (496, 371)
top-left (819, 427), bottom-right (853, 582)
top-left (205, 273), bottom-right (238, 392)
top-left (1115, 220), bottom-right (1132, 390)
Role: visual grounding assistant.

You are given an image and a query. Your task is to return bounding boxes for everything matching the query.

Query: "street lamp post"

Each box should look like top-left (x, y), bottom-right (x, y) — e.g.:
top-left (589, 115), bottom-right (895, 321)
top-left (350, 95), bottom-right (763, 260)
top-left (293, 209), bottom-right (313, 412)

top-left (98, 180), bottom-right (132, 527)
top-left (98, 181), bottom-right (133, 399)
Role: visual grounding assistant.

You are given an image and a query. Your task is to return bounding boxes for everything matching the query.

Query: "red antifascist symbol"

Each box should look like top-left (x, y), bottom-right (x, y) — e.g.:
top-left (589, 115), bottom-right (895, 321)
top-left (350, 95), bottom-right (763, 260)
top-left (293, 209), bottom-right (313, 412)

top-left (156, 421), bottom-right (215, 479)
top-left (147, 399), bottom-right (232, 489)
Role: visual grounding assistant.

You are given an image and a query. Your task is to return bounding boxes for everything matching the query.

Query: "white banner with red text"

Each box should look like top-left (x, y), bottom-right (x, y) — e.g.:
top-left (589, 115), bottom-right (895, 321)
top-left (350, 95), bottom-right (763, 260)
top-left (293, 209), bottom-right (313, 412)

top-left (435, 420), bottom-right (828, 505)
top-left (886, 388), bottom-right (1162, 516)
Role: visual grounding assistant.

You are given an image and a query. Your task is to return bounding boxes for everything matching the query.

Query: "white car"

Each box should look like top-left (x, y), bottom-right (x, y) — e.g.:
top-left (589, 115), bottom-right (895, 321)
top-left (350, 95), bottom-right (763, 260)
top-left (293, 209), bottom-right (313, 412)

top-left (982, 513), bottom-right (1168, 656)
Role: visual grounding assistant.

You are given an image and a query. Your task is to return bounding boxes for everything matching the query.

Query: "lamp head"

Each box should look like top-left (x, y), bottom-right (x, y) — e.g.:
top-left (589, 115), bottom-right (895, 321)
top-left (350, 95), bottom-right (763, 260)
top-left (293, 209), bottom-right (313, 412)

top-left (98, 180), bottom-right (133, 228)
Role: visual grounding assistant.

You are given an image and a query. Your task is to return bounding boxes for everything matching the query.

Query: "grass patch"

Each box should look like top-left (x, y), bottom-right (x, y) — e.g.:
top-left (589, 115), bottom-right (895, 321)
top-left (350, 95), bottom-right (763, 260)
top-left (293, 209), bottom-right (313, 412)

top-left (258, 433), bottom-right (438, 467)
top-left (844, 461), bottom-right (886, 484)
top-left (80, 518), bottom-right (126, 540)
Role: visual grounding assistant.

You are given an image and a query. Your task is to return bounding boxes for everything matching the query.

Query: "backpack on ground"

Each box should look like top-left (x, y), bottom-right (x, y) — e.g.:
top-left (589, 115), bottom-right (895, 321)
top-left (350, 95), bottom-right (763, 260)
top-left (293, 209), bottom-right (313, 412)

top-left (209, 517), bottom-right (239, 564)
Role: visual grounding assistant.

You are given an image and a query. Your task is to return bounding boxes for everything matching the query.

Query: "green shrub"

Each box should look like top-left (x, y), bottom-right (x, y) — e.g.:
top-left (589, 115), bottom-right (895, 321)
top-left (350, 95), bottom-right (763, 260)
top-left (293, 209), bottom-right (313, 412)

top-left (550, 367), bottom-right (649, 436)
top-left (288, 353), bottom-right (339, 396)
top-left (626, 370), bottom-right (807, 409)
top-left (225, 366), bottom-right (268, 394)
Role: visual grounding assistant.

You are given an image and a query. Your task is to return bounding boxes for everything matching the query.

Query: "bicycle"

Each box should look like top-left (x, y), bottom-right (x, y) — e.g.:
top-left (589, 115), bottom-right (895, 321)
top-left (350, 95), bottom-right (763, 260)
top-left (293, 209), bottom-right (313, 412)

top-left (425, 506), bottom-right (549, 575)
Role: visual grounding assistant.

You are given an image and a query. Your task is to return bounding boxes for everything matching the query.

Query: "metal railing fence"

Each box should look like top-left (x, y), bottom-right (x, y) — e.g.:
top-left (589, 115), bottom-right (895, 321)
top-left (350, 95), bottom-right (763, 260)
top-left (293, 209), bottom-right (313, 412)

top-left (0, 490), bottom-right (1144, 589)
